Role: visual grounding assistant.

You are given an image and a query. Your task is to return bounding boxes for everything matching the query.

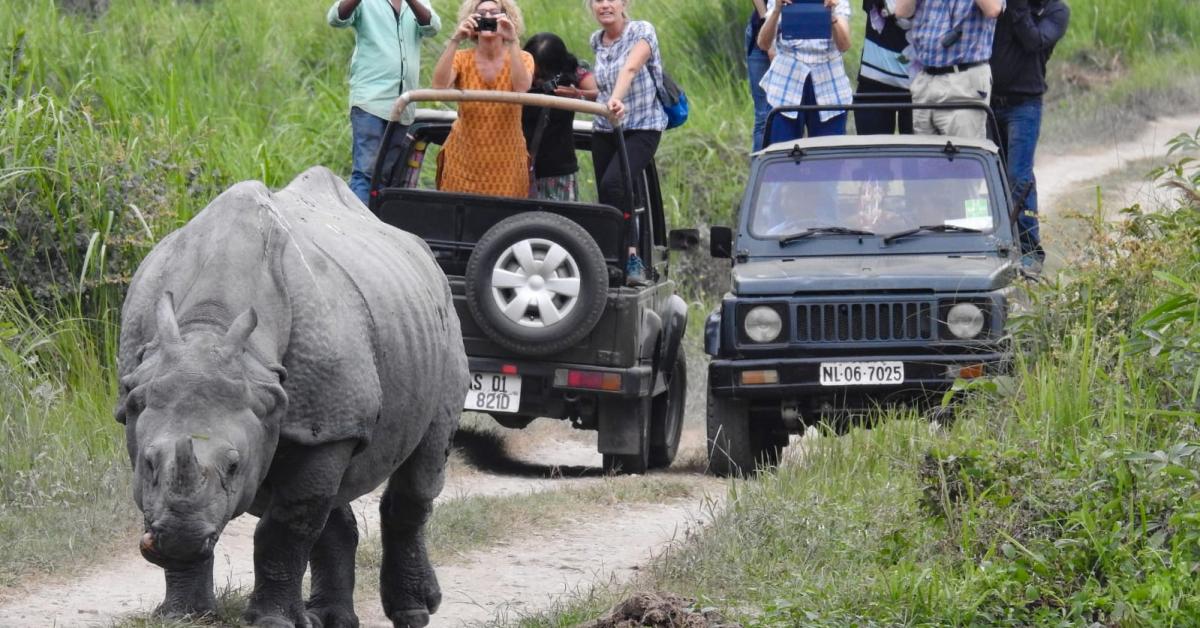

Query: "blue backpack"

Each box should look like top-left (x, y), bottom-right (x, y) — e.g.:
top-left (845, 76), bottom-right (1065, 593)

top-left (656, 71), bottom-right (689, 130)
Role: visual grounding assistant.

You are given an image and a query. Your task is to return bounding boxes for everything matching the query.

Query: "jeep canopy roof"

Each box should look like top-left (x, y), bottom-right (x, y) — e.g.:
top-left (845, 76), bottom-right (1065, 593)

top-left (758, 134), bottom-right (1001, 156)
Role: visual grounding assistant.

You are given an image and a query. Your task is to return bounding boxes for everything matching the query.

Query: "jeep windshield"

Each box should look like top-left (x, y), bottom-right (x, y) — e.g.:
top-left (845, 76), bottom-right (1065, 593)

top-left (749, 153), bottom-right (996, 246)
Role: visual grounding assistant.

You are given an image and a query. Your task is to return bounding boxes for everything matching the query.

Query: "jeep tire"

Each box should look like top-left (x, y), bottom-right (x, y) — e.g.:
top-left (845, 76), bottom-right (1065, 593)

top-left (706, 387), bottom-right (781, 477)
top-left (648, 350), bottom-right (686, 469)
top-left (465, 212), bottom-right (608, 356)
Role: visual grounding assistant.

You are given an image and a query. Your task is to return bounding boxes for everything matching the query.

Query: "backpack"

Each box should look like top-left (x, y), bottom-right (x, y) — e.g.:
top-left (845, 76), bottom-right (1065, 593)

top-left (656, 70), bottom-right (689, 130)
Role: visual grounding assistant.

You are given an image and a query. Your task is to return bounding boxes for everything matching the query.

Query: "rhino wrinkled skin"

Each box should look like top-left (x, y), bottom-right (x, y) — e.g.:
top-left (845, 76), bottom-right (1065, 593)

top-left (115, 166), bottom-right (469, 628)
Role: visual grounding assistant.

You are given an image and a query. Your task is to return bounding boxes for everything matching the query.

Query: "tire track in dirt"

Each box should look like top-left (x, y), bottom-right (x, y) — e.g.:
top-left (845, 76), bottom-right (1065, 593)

top-left (1037, 113), bottom-right (1200, 215)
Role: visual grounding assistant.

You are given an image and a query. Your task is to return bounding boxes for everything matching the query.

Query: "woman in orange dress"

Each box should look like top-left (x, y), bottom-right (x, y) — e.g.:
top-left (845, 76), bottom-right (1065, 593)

top-left (431, 0), bottom-right (534, 198)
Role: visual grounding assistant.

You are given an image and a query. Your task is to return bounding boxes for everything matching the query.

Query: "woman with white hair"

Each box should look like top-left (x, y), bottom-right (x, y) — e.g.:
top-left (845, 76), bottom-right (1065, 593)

top-left (432, 0), bottom-right (534, 198)
top-left (587, 0), bottom-right (667, 283)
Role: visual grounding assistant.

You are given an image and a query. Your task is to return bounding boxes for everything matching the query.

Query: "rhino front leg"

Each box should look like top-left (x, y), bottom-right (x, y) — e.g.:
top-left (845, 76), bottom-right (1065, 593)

top-left (379, 417), bottom-right (455, 628)
top-left (156, 557), bottom-right (217, 619)
top-left (306, 505), bottom-right (360, 628)
top-left (244, 440), bottom-right (356, 628)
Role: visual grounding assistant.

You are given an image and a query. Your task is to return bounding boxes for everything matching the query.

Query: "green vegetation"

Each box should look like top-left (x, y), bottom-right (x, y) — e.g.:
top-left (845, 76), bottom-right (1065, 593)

top-left (2, 0), bottom-right (1200, 596)
top-left (522, 134), bottom-right (1200, 626)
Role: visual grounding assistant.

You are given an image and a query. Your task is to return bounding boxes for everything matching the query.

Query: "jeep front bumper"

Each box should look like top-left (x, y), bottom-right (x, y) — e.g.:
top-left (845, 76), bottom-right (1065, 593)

top-left (709, 352), bottom-right (1009, 399)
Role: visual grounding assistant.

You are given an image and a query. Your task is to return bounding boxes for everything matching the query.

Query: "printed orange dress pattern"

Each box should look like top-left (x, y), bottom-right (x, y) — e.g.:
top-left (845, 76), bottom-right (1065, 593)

top-left (438, 49), bottom-right (535, 198)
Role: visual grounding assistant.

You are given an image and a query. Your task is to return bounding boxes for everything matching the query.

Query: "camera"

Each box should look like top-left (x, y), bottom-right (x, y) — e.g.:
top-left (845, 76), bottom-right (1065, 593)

top-left (475, 16), bottom-right (497, 32)
top-left (536, 73), bottom-right (567, 95)
top-left (939, 25), bottom-right (963, 48)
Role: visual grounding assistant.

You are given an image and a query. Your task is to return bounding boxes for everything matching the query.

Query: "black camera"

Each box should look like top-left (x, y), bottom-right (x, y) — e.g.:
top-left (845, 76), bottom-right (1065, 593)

top-left (536, 73), bottom-right (566, 95)
top-left (475, 16), bottom-right (497, 32)
top-left (940, 25), bottom-right (963, 48)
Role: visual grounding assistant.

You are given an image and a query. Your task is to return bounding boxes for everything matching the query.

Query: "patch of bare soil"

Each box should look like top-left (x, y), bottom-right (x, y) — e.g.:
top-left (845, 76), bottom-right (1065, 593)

top-left (1037, 112), bottom-right (1200, 216)
top-left (580, 592), bottom-right (740, 628)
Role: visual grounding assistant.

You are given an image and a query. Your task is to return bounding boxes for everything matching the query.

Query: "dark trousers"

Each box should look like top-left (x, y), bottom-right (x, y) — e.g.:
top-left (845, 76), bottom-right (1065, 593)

top-left (854, 76), bottom-right (913, 135)
top-left (992, 96), bottom-right (1044, 261)
top-left (593, 130), bottom-right (662, 250)
top-left (746, 22), bottom-right (772, 151)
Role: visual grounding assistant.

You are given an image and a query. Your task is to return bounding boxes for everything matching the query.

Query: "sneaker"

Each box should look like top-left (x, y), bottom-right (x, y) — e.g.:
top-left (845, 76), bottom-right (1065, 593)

top-left (1019, 253), bottom-right (1044, 278)
top-left (625, 254), bottom-right (648, 285)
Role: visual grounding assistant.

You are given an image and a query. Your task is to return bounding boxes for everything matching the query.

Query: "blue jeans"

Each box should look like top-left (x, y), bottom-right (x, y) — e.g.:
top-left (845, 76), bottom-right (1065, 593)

top-left (746, 23), bottom-right (771, 152)
top-left (993, 97), bottom-right (1043, 260)
top-left (349, 107), bottom-right (407, 206)
top-left (766, 75), bottom-right (847, 144)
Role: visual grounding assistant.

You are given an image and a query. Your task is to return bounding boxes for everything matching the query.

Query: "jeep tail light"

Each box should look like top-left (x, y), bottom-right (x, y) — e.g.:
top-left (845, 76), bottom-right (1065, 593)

top-left (565, 370), bottom-right (622, 391)
top-left (741, 370), bottom-right (779, 385)
top-left (501, 364), bottom-right (518, 375)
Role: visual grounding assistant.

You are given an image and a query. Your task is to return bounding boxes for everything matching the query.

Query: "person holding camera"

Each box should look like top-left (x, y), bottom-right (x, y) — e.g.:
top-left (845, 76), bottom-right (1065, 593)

top-left (990, 0), bottom-right (1069, 272)
top-left (894, 0), bottom-right (1003, 138)
top-left (588, 0), bottom-right (668, 283)
top-left (521, 33), bottom-right (599, 202)
top-left (327, 0), bottom-right (441, 206)
top-left (757, 0), bottom-right (854, 143)
top-left (431, 0), bottom-right (534, 198)
top-left (855, 0), bottom-right (914, 135)
top-left (746, 0), bottom-right (771, 151)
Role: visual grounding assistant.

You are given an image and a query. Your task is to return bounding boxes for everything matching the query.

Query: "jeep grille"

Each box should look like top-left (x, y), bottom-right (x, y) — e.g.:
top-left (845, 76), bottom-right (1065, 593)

top-left (795, 301), bottom-right (935, 342)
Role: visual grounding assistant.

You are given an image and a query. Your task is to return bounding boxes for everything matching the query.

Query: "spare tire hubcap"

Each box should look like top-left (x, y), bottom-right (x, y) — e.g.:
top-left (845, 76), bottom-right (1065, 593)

top-left (491, 238), bottom-right (581, 328)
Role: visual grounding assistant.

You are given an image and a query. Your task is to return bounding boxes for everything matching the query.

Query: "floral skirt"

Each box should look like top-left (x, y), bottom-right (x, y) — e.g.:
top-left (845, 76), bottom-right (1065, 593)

top-left (531, 173), bottom-right (578, 202)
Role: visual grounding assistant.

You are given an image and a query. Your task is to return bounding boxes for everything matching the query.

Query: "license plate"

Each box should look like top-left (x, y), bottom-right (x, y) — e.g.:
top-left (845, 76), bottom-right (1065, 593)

top-left (819, 361), bottom-right (904, 386)
top-left (464, 372), bottom-right (522, 413)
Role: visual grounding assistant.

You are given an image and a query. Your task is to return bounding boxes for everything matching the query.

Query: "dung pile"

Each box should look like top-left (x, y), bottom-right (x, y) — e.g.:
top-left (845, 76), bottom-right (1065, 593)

top-left (580, 592), bottom-right (740, 628)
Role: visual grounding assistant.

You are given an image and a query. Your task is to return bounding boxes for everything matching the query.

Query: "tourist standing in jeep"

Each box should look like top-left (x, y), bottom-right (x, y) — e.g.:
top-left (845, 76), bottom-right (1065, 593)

top-left (327, 0), bottom-right (440, 205)
top-left (588, 0), bottom-right (668, 284)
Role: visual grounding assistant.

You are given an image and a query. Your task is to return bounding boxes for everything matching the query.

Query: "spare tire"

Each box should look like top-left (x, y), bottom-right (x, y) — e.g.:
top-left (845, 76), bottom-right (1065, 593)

top-left (465, 212), bottom-right (609, 356)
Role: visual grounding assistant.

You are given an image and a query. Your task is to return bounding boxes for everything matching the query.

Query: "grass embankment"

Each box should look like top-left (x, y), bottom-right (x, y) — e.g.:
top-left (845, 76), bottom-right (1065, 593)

top-left (526, 135), bottom-right (1200, 625)
top-left (2, 0), bottom-right (1200, 593)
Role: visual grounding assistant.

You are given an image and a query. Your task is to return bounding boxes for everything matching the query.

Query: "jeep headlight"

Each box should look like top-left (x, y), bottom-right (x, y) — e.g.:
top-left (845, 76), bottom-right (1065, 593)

top-left (744, 306), bottom-right (783, 343)
top-left (947, 303), bottom-right (985, 339)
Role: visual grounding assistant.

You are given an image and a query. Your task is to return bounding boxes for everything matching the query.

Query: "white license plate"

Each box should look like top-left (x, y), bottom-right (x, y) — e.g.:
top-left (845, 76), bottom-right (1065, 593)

top-left (464, 372), bottom-right (522, 413)
top-left (819, 361), bottom-right (904, 386)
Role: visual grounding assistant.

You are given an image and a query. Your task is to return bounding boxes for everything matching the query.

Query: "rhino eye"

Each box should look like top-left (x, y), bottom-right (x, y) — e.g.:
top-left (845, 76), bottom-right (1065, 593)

top-left (224, 451), bottom-right (240, 477)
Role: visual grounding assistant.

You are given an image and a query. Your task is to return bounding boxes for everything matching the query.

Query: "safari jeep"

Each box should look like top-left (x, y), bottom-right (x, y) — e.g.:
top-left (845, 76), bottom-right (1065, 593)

top-left (704, 103), bottom-right (1020, 476)
top-left (369, 90), bottom-right (695, 474)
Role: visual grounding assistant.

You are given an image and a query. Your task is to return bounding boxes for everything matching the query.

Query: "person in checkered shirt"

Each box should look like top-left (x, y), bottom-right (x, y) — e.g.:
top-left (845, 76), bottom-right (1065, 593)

top-left (895, 0), bottom-right (1004, 137)
top-left (757, 0), bottom-right (854, 144)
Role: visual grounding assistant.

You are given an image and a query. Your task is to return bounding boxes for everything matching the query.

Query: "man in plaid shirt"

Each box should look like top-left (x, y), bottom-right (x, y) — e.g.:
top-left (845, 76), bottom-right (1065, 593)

top-left (895, 0), bottom-right (1003, 137)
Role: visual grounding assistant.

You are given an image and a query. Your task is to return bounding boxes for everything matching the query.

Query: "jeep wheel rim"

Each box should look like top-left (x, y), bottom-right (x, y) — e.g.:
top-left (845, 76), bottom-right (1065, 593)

top-left (490, 238), bottom-right (582, 328)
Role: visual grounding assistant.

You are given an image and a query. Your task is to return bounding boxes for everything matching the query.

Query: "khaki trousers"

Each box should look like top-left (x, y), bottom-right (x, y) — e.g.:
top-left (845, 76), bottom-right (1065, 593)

top-left (911, 63), bottom-right (992, 138)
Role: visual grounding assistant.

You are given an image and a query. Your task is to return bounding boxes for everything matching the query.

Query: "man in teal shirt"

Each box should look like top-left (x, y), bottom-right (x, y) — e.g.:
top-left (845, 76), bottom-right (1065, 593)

top-left (328, 0), bottom-right (441, 204)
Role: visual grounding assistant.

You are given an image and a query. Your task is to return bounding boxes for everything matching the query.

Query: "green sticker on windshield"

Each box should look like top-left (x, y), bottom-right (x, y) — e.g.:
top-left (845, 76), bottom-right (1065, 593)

top-left (965, 198), bottom-right (989, 218)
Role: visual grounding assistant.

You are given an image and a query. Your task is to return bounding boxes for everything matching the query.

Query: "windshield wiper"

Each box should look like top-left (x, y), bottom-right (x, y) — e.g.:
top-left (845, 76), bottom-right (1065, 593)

top-left (881, 224), bottom-right (983, 245)
top-left (777, 226), bottom-right (875, 246)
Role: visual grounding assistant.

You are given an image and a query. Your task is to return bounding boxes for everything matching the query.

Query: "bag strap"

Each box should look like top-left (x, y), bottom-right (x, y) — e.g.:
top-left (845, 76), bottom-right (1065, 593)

top-left (526, 106), bottom-right (553, 174)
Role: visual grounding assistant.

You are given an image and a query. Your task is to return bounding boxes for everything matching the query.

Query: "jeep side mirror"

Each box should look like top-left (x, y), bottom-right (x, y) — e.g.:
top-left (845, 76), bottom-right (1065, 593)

top-left (668, 229), bottom-right (700, 251)
top-left (710, 226), bottom-right (733, 259)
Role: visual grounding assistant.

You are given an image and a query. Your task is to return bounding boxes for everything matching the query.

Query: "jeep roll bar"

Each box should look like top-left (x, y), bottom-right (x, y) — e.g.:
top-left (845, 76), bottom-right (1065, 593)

top-left (373, 89), bottom-right (644, 268)
top-left (761, 100), bottom-right (1007, 165)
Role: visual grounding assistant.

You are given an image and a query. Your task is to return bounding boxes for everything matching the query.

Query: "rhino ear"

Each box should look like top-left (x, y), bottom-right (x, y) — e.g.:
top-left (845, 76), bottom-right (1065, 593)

top-left (224, 308), bottom-right (258, 354)
top-left (156, 292), bottom-right (182, 345)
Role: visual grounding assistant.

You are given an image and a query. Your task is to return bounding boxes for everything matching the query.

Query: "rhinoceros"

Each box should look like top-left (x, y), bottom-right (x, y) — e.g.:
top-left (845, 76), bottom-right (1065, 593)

top-left (115, 166), bottom-right (469, 627)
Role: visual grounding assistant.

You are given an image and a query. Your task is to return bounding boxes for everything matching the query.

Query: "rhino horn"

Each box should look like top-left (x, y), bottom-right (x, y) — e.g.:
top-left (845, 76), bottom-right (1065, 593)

top-left (169, 436), bottom-right (202, 495)
top-left (223, 308), bottom-right (258, 355)
top-left (156, 292), bottom-right (182, 345)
